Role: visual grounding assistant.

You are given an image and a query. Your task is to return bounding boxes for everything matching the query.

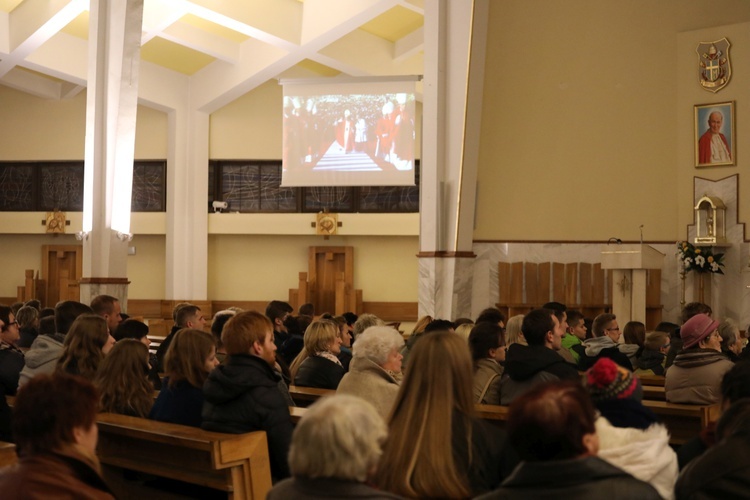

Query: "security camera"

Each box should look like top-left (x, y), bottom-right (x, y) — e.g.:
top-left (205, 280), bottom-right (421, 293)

top-left (212, 200), bottom-right (228, 213)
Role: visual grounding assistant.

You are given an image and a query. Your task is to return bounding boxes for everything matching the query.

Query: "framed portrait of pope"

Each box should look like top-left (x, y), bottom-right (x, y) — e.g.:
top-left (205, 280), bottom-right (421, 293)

top-left (695, 101), bottom-right (735, 167)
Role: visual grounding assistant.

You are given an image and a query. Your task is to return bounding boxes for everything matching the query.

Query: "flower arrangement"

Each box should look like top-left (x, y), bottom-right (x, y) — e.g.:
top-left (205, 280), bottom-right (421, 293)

top-left (677, 241), bottom-right (725, 274)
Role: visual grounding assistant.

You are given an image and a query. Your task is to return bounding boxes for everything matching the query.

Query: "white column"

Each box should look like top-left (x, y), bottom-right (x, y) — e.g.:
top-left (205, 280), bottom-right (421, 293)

top-left (165, 108), bottom-right (209, 300)
top-left (418, 0), bottom-right (488, 320)
top-left (80, 0), bottom-right (144, 309)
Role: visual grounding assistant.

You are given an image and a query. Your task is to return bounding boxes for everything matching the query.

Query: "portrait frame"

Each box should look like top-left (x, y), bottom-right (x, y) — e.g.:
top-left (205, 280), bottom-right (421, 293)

top-left (695, 101), bottom-right (735, 167)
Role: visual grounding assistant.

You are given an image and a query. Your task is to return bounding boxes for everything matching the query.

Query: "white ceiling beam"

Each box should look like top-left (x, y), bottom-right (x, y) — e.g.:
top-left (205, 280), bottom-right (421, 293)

top-left (60, 81), bottom-right (84, 99)
top-left (300, 0), bottom-right (396, 45)
top-left (400, 0), bottom-right (425, 15)
top-left (161, 20), bottom-right (238, 63)
top-left (0, 67), bottom-right (62, 99)
top-left (23, 32), bottom-right (88, 85)
top-left (0, 0), bottom-right (87, 78)
top-left (165, 0), bottom-right (297, 51)
top-left (394, 26), bottom-right (423, 62)
top-left (320, 28), bottom-right (422, 76)
top-left (142, 0), bottom-right (186, 44)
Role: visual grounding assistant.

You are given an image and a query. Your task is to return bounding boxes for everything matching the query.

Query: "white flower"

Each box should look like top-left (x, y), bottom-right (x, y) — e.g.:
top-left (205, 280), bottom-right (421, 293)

top-left (711, 262), bottom-right (720, 272)
top-left (695, 255), bottom-right (705, 267)
top-left (684, 257), bottom-right (693, 267)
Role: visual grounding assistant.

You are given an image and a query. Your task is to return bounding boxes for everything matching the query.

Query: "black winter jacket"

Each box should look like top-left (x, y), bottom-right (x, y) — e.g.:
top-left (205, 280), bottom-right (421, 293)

top-left (202, 354), bottom-right (293, 480)
top-left (294, 355), bottom-right (345, 390)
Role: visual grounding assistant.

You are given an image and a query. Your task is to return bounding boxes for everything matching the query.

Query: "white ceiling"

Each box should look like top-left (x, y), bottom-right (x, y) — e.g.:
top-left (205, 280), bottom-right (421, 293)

top-left (0, 0), bottom-right (424, 111)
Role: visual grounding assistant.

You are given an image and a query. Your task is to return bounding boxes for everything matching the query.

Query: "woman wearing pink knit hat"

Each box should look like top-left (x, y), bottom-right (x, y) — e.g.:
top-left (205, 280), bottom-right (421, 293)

top-left (665, 313), bottom-right (733, 404)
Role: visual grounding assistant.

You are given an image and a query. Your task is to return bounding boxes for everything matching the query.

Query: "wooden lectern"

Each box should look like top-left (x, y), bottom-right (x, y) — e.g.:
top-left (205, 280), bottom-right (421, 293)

top-left (601, 245), bottom-right (664, 325)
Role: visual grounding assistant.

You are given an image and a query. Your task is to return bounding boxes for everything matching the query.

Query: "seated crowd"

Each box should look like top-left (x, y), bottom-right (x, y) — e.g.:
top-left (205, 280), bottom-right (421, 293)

top-left (0, 296), bottom-right (748, 498)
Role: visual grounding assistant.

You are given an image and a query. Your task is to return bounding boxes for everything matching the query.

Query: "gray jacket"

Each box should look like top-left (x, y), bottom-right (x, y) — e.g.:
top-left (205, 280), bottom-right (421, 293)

top-left (17, 334), bottom-right (64, 390)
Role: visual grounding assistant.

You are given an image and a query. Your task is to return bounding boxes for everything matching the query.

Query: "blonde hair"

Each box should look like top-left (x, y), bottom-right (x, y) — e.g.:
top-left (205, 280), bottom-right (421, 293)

top-left (56, 314), bottom-right (109, 380)
top-left (95, 339), bottom-right (153, 417)
top-left (505, 314), bottom-right (526, 346)
top-left (454, 323), bottom-right (474, 343)
top-left (165, 329), bottom-right (216, 389)
top-left (289, 395), bottom-right (387, 482)
top-left (290, 320), bottom-right (339, 380)
top-left (374, 332), bottom-right (475, 498)
top-left (410, 315), bottom-right (433, 336)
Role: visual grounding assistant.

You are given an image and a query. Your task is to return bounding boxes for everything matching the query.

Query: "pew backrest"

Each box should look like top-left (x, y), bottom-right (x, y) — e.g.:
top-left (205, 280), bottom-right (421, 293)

top-left (0, 441), bottom-right (17, 468)
top-left (96, 412), bottom-right (272, 499)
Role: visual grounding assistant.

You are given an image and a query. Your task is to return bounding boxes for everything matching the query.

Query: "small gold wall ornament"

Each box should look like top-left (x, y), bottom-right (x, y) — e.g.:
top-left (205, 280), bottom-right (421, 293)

top-left (316, 212), bottom-right (339, 236)
top-left (694, 195), bottom-right (726, 245)
top-left (697, 38), bottom-right (731, 93)
top-left (45, 211), bottom-right (66, 234)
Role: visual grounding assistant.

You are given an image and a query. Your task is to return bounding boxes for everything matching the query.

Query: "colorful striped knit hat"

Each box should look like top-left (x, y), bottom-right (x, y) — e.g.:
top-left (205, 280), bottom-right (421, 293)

top-left (585, 357), bottom-right (639, 402)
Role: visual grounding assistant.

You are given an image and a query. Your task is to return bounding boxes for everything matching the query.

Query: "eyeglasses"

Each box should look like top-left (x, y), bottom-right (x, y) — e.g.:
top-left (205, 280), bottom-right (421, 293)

top-left (606, 327), bottom-right (620, 332)
top-left (7, 321), bottom-right (17, 327)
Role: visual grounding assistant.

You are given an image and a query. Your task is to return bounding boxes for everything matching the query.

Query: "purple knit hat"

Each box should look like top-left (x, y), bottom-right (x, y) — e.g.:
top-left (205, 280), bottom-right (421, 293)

top-left (681, 313), bottom-right (719, 349)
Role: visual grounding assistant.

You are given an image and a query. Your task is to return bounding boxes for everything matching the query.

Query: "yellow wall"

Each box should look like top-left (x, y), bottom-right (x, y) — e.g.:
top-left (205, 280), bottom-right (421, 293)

top-left (208, 234), bottom-right (418, 302)
top-left (0, 86), bottom-right (167, 160)
top-left (0, 234), bottom-right (79, 297)
top-left (127, 235), bottom-right (166, 299)
top-left (475, 0), bottom-right (750, 242)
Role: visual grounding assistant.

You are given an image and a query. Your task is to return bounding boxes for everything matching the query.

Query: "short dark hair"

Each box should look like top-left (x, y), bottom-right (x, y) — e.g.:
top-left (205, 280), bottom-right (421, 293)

top-left (90, 295), bottom-right (118, 316)
top-left (54, 301), bottom-right (93, 335)
top-left (508, 381), bottom-right (596, 461)
top-left (475, 307), bottom-right (506, 326)
top-left (24, 299), bottom-right (41, 312)
top-left (681, 302), bottom-right (712, 324)
top-left (210, 311), bottom-right (236, 349)
top-left (542, 302), bottom-right (567, 324)
top-left (13, 374), bottom-right (98, 457)
top-left (265, 300), bottom-right (293, 324)
top-left (298, 303), bottom-right (315, 316)
top-left (0, 306), bottom-right (12, 333)
top-left (39, 316), bottom-right (56, 336)
top-left (468, 323), bottom-right (505, 362)
top-left (654, 321), bottom-right (679, 334)
top-left (521, 309), bottom-right (555, 346)
top-left (592, 313), bottom-right (616, 338)
top-left (114, 319), bottom-right (149, 342)
top-left (175, 305), bottom-right (201, 328)
top-left (567, 310), bottom-right (584, 328)
top-left (40, 308), bottom-right (55, 319)
top-left (423, 319), bottom-right (455, 333)
top-left (623, 321), bottom-right (646, 347)
top-left (342, 312), bottom-right (358, 326)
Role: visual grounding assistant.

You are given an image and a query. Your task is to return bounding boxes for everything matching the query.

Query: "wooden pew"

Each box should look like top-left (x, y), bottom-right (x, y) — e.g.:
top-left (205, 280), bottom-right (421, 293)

top-left (288, 385), bottom-right (335, 407)
top-left (637, 374), bottom-right (666, 387)
top-left (642, 385), bottom-right (666, 401)
top-left (0, 441), bottom-right (17, 468)
top-left (642, 400), bottom-right (720, 445)
top-left (96, 413), bottom-right (272, 500)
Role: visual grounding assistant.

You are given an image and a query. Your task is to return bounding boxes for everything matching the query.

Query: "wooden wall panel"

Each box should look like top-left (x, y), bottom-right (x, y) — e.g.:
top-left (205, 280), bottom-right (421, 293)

top-left (592, 263), bottom-right (605, 305)
top-left (538, 263), bottom-right (551, 304)
top-left (552, 263), bottom-right (565, 303)
top-left (565, 263), bottom-right (578, 306)
top-left (510, 262), bottom-right (524, 305)
top-left (579, 263), bottom-right (592, 305)
top-left (525, 263), bottom-right (538, 305)
top-left (646, 269), bottom-right (661, 307)
top-left (498, 262), bottom-right (511, 304)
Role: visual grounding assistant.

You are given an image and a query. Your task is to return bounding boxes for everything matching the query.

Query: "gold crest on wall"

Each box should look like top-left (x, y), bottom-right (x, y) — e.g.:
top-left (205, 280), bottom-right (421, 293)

top-left (697, 38), bottom-right (731, 93)
top-left (316, 213), bottom-right (338, 236)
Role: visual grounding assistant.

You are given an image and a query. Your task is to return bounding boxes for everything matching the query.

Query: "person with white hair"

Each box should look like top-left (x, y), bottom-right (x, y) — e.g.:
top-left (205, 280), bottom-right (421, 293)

top-left (336, 326), bottom-right (404, 420)
top-left (267, 395), bottom-right (400, 499)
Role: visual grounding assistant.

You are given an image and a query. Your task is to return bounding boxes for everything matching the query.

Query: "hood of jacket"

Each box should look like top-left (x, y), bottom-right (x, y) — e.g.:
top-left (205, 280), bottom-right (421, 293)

top-left (23, 334), bottom-right (64, 369)
top-left (595, 417), bottom-right (678, 499)
top-left (203, 354), bottom-right (280, 405)
top-left (582, 336), bottom-right (618, 357)
top-left (504, 344), bottom-right (569, 381)
top-left (637, 349), bottom-right (666, 371)
top-left (673, 348), bottom-right (728, 368)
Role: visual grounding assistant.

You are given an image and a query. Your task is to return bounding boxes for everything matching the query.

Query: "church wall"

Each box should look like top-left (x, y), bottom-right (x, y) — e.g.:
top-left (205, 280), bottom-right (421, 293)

top-left (207, 234), bottom-right (418, 302)
top-left (475, 0), bottom-right (750, 242)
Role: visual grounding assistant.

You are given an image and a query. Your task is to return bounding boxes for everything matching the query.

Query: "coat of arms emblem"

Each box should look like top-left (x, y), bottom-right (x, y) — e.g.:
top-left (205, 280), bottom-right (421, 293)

top-left (696, 38), bottom-right (731, 93)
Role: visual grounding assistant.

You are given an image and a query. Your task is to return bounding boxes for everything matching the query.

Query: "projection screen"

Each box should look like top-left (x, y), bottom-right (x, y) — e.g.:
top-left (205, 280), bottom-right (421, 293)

top-left (281, 77), bottom-right (418, 187)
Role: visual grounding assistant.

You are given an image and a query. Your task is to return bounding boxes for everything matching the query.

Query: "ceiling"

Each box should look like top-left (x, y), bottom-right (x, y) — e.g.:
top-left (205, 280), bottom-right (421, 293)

top-left (0, 0), bottom-right (424, 110)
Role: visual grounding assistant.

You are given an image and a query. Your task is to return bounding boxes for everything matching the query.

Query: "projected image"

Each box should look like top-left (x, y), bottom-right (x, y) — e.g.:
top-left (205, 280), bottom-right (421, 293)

top-left (282, 92), bottom-right (416, 186)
